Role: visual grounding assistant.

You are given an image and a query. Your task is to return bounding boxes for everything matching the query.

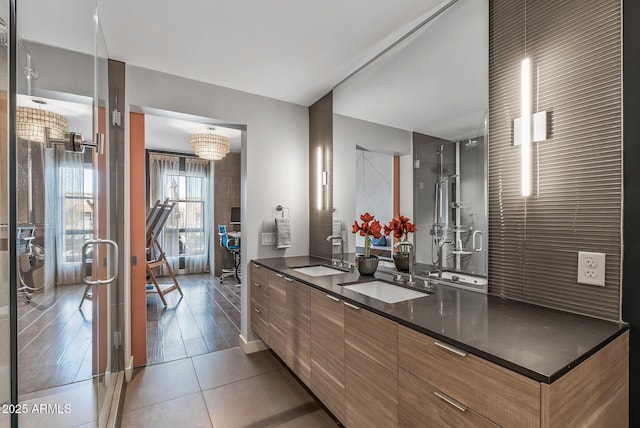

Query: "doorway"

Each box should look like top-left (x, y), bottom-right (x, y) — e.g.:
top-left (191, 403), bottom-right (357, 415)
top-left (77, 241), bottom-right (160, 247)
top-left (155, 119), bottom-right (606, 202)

top-left (132, 110), bottom-right (242, 367)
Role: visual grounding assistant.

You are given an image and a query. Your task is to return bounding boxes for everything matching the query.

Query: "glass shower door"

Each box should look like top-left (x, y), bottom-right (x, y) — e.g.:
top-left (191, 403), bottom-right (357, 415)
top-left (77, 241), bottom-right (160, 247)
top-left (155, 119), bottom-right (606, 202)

top-left (10, 2), bottom-right (121, 427)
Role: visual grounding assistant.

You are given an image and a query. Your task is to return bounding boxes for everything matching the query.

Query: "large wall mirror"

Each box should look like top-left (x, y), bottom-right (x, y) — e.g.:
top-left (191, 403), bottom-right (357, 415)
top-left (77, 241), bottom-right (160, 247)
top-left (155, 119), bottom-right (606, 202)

top-left (333, 0), bottom-right (488, 289)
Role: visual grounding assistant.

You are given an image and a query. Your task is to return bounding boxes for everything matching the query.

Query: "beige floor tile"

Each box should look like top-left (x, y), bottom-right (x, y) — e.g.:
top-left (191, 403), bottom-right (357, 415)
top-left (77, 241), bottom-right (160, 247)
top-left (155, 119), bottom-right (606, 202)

top-left (202, 369), bottom-right (319, 427)
top-left (17, 379), bottom-right (97, 428)
top-left (121, 393), bottom-right (212, 428)
top-left (273, 409), bottom-right (337, 428)
top-left (192, 347), bottom-right (279, 390)
top-left (123, 358), bottom-right (200, 412)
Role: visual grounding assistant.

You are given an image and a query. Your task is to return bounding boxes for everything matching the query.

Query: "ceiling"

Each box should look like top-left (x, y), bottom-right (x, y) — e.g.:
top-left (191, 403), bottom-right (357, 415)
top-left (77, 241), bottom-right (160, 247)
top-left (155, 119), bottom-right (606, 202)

top-left (16, 0), bottom-right (487, 147)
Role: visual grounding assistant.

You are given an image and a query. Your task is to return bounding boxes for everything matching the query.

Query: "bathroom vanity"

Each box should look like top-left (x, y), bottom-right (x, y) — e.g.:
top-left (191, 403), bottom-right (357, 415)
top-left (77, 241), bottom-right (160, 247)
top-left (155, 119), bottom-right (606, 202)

top-left (250, 256), bottom-right (628, 428)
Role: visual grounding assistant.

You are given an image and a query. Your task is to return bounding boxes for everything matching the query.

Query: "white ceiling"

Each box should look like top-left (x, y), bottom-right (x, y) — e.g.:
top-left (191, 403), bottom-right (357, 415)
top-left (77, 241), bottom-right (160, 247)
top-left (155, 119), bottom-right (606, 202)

top-left (16, 0), bottom-right (487, 145)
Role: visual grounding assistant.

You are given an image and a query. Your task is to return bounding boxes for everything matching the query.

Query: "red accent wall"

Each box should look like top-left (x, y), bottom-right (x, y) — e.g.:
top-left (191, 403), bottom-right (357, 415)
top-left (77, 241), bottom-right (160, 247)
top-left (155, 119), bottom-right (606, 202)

top-left (130, 112), bottom-right (147, 366)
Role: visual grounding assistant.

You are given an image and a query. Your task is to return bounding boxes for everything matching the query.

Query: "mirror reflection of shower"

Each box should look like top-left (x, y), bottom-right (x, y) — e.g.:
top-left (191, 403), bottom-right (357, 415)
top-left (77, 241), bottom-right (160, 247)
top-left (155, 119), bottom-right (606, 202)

top-left (414, 133), bottom-right (487, 278)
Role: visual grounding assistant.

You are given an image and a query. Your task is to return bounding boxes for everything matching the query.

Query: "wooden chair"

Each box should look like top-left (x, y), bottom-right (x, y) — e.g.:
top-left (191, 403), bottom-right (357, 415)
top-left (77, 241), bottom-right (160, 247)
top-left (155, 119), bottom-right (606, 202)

top-left (146, 199), bottom-right (183, 306)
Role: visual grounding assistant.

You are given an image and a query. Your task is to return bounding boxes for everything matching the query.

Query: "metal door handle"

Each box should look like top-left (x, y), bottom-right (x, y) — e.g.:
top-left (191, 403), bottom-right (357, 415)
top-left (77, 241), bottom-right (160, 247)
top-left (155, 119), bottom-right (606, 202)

top-left (82, 239), bottom-right (118, 286)
top-left (434, 341), bottom-right (468, 357)
top-left (434, 391), bottom-right (467, 412)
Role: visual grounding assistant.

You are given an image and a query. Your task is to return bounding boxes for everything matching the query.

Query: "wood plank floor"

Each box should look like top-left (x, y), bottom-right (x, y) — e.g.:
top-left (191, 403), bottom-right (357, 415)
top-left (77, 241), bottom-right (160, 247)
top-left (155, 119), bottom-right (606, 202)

top-left (16, 273), bottom-right (240, 395)
top-left (17, 283), bottom-right (94, 395)
top-left (146, 273), bottom-right (241, 366)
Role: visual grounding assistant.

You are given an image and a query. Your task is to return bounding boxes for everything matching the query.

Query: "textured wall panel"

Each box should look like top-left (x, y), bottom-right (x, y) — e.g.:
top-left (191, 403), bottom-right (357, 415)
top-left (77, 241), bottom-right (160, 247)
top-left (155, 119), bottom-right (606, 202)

top-left (309, 93), bottom-right (333, 259)
top-left (488, 0), bottom-right (622, 320)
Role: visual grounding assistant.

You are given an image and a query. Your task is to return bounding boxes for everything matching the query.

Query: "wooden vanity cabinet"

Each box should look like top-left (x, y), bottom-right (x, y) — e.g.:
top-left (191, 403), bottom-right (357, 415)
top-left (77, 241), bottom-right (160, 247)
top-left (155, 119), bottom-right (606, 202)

top-left (268, 271), bottom-right (287, 360)
top-left (310, 288), bottom-right (346, 424)
top-left (399, 369), bottom-right (498, 428)
top-left (249, 263), bottom-right (269, 343)
top-left (345, 302), bottom-right (398, 428)
top-left (398, 325), bottom-right (539, 428)
top-left (286, 279), bottom-right (311, 386)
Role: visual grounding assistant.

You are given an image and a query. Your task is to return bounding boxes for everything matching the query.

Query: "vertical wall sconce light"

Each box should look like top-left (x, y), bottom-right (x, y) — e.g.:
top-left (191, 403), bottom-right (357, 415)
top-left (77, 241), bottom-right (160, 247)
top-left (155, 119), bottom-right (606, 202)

top-left (520, 58), bottom-right (532, 197)
top-left (514, 58), bottom-right (548, 197)
top-left (317, 146), bottom-right (323, 210)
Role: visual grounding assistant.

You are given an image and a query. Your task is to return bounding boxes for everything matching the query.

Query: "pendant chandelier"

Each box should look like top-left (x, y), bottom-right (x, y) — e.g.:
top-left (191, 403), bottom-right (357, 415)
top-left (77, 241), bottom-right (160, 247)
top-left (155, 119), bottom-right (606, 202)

top-left (16, 100), bottom-right (68, 143)
top-left (190, 127), bottom-right (230, 161)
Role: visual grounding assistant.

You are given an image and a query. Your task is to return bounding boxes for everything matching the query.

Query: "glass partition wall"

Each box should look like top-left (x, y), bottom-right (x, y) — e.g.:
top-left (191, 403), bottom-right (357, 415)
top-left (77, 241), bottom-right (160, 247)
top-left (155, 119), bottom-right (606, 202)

top-left (3, 2), bottom-right (122, 427)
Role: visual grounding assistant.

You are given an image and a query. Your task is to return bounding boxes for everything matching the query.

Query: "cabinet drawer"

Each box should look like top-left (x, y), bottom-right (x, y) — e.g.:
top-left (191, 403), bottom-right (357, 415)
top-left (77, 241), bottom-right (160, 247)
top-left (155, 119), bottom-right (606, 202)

top-left (286, 279), bottom-right (311, 386)
top-left (250, 262), bottom-right (269, 286)
top-left (345, 303), bottom-right (398, 428)
top-left (310, 289), bottom-right (346, 424)
top-left (269, 302), bottom-right (287, 361)
top-left (399, 369), bottom-right (498, 428)
top-left (251, 300), bottom-right (269, 343)
top-left (398, 326), bottom-right (540, 428)
top-left (250, 280), bottom-right (268, 309)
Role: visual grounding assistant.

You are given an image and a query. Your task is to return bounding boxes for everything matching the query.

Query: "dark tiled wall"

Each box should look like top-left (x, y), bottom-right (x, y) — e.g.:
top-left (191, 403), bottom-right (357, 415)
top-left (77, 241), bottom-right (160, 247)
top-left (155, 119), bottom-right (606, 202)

top-left (488, 0), bottom-right (622, 320)
top-left (623, 0), bottom-right (640, 425)
top-left (309, 93), bottom-right (333, 259)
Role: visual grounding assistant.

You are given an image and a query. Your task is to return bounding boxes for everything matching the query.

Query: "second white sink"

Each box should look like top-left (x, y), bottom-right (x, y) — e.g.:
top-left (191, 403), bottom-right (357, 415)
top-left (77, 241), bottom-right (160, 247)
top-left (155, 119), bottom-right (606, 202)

top-left (342, 281), bottom-right (428, 303)
top-left (292, 265), bottom-right (347, 277)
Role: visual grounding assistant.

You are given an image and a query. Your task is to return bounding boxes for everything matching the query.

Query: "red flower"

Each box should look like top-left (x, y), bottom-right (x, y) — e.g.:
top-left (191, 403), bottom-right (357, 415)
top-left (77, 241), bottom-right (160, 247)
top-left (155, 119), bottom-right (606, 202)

top-left (383, 214), bottom-right (417, 239)
top-left (352, 213), bottom-right (382, 239)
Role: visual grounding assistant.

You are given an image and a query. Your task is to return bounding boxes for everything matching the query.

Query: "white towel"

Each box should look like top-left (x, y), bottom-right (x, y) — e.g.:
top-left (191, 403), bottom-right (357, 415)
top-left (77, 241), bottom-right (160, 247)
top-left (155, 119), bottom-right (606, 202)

top-left (275, 217), bottom-right (292, 249)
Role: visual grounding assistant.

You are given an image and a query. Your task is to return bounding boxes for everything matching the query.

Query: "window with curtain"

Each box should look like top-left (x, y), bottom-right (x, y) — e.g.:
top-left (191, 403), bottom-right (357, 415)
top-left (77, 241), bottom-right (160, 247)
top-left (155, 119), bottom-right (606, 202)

top-left (148, 152), bottom-right (210, 274)
top-left (44, 147), bottom-right (95, 285)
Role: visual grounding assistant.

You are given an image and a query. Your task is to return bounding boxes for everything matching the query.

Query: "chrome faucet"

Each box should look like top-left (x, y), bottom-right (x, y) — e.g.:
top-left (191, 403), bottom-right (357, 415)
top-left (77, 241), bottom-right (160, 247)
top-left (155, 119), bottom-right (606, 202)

top-left (394, 241), bottom-right (415, 285)
top-left (326, 235), bottom-right (344, 267)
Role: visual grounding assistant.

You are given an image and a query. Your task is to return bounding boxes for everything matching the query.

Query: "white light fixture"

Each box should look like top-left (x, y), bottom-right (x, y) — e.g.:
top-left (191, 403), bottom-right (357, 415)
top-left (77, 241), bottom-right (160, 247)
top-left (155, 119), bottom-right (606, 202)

top-left (16, 100), bottom-right (68, 143)
top-left (521, 58), bottom-right (532, 197)
top-left (316, 146), bottom-right (323, 210)
top-left (190, 127), bottom-right (230, 160)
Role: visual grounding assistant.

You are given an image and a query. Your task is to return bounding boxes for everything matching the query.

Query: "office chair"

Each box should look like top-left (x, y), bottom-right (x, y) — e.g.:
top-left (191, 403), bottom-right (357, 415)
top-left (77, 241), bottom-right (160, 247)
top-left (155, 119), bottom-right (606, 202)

top-left (218, 224), bottom-right (240, 282)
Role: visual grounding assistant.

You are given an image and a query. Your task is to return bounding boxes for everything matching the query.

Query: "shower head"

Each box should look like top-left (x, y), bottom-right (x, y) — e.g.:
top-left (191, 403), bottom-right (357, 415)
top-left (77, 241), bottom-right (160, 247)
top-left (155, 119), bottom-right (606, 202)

top-left (464, 139), bottom-right (478, 149)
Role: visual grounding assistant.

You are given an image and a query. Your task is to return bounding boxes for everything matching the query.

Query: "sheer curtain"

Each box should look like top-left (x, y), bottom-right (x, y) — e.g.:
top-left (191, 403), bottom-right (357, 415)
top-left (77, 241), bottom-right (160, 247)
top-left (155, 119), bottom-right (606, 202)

top-left (45, 147), bottom-right (92, 285)
top-left (148, 153), bottom-right (180, 272)
top-left (184, 157), bottom-right (210, 273)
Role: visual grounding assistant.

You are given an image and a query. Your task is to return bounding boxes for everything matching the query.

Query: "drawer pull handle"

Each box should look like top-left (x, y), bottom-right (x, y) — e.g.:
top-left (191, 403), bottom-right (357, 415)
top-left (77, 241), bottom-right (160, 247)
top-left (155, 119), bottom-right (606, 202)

top-left (434, 391), bottom-right (467, 412)
top-left (344, 302), bottom-right (360, 310)
top-left (254, 308), bottom-right (261, 314)
top-left (284, 277), bottom-right (293, 282)
top-left (253, 282), bottom-right (261, 287)
top-left (326, 294), bottom-right (341, 302)
top-left (253, 263), bottom-right (260, 268)
top-left (275, 273), bottom-right (284, 278)
top-left (434, 341), bottom-right (468, 357)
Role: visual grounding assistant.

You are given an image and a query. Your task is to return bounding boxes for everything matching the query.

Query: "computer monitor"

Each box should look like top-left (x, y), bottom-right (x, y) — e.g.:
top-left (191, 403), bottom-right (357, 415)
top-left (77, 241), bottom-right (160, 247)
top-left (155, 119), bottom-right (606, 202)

top-left (230, 207), bottom-right (241, 225)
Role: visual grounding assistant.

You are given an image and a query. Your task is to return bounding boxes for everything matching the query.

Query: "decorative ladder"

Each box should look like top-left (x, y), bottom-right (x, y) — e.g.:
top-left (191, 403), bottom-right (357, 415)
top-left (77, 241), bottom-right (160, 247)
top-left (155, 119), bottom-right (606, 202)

top-left (145, 198), bottom-right (183, 306)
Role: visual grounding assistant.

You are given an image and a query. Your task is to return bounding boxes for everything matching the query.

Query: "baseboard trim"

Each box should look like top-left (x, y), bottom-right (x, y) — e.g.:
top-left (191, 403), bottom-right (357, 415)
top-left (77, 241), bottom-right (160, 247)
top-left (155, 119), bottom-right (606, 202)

top-left (124, 355), bottom-right (134, 382)
top-left (239, 334), bottom-right (268, 354)
top-left (106, 372), bottom-right (125, 428)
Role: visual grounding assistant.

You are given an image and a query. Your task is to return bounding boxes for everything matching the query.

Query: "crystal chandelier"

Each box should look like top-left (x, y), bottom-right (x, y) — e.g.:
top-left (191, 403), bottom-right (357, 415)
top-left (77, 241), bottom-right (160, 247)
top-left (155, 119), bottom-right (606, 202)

top-left (16, 100), bottom-right (68, 143)
top-left (190, 127), bottom-right (230, 160)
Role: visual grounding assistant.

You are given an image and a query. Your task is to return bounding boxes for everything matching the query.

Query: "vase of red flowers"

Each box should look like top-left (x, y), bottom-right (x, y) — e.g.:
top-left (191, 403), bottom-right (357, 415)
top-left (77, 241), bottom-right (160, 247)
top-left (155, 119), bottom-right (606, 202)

top-left (384, 214), bottom-right (417, 272)
top-left (352, 212), bottom-right (382, 275)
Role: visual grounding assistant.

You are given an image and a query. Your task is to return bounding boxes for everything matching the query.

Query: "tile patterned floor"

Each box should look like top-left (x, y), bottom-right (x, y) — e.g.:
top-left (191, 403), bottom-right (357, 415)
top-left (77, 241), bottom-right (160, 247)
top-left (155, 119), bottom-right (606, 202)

top-left (122, 347), bottom-right (338, 428)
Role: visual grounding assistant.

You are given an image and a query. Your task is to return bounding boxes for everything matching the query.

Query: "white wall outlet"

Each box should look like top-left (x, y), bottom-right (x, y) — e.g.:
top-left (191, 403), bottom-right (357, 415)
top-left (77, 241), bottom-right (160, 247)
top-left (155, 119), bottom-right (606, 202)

top-left (261, 232), bottom-right (276, 246)
top-left (577, 251), bottom-right (605, 287)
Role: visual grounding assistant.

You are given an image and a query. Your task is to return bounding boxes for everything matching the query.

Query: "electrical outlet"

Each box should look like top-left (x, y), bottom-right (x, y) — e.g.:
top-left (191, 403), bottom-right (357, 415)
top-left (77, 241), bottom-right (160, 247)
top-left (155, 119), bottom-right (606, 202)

top-left (577, 251), bottom-right (605, 287)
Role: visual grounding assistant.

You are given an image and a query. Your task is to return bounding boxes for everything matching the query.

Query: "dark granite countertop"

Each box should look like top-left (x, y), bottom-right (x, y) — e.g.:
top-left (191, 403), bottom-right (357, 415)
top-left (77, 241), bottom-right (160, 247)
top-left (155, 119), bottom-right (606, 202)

top-left (251, 255), bottom-right (628, 384)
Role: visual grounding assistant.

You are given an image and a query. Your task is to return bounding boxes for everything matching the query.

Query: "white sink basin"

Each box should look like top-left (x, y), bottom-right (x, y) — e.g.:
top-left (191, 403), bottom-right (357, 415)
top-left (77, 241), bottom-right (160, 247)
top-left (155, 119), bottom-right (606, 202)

top-left (342, 281), bottom-right (428, 303)
top-left (292, 265), bottom-right (347, 277)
